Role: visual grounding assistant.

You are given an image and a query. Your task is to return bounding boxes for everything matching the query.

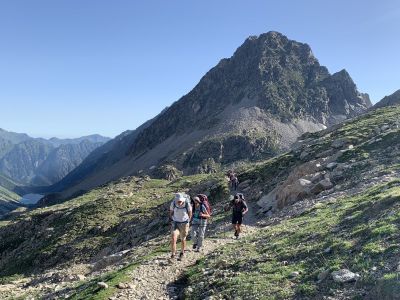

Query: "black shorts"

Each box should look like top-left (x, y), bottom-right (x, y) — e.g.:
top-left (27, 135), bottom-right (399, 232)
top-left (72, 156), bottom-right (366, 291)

top-left (232, 213), bottom-right (243, 225)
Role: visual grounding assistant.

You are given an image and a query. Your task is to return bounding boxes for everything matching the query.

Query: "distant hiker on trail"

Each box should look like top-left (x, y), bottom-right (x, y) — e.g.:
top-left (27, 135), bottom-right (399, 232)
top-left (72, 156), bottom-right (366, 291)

top-left (169, 193), bottom-right (192, 261)
top-left (190, 195), bottom-right (211, 252)
top-left (230, 175), bottom-right (239, 191)
top-left (227, 193), bottom-right (248, 239)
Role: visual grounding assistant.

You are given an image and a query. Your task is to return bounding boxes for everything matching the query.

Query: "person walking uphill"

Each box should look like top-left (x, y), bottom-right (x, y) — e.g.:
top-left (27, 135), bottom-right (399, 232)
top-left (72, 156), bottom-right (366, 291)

top-left (170, 193), bottom-right (192, 261)
top-left (228, 193), bottom-right (248, 239)
top-left (190, 195), bottom-right (210, 252)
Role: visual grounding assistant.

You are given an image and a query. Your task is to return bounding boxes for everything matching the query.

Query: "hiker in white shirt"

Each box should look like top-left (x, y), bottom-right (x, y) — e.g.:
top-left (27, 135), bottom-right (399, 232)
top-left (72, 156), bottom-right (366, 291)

top-left (169, 192), bottom-right (192, 261)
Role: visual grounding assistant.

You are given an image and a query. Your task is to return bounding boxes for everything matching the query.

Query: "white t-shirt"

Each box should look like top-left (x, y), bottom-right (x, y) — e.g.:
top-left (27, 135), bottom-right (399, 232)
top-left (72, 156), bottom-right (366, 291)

top-left (170, 199), bottom-right (192, 222)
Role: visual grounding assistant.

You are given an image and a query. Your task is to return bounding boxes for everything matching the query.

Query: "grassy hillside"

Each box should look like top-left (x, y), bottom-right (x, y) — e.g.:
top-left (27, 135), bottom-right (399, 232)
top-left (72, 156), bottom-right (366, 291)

top-left (180, 106), bottom-right (400, 299)
top-left (0, 173), bottom-right (229, 278)
top-left (0, 186), bottom-right (21, 201)
top-left (0, 173), bottom-right (20, 192)
top-left (182, 181), bottom-right (400, 299)
top-left (0, 106), bottom-right (400, 299)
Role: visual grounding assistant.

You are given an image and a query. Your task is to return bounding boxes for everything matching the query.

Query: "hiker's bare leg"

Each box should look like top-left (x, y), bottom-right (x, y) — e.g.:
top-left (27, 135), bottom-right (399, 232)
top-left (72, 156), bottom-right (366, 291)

top-left (181, 238), bottom-right (186, 253)
top-left (235, 224), bottom-right (240, 232)
top-left (180, 224), bottom-right (189, 253)
top-left (171, 231), bottom-right (178, 255)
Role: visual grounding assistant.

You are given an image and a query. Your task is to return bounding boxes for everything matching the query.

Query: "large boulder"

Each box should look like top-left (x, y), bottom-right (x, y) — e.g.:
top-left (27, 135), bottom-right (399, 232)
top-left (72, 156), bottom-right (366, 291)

top-left (258, 160), bottom-right (322, 212)
top-left (310, 178), bottom-right (333, 195)
top-left (277, 178), bottom-right (312, 209)
top-left (331, 269), bottom-right (360, 283)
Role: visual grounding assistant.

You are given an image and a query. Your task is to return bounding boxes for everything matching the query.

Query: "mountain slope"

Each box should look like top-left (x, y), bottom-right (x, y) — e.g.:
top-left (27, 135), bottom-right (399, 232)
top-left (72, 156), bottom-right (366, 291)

top-left (182, 105), bottom-right (400, 299)
top-left (0, 129), bottom-right (110, 187)
top-left (0, 106), bottom-right (399, 299)
top-left (0, 185), bottom-right (22, 218)
top-left (0, 128), bottom-right (31, 145)
top-left (374, 89), bottom-right (400, 109)
top-left (49, 31), bottom-right (371, 201)
top-left (0, 140), bottom-right (54, 184)
top-left (38, 116), bottom-right (160, 200)
top-left (47, 134), bottom-right (111, 147)
top-left (31, 141), bottom-right (105, 186)
top-left (0, 185), bottom-right (21, 202)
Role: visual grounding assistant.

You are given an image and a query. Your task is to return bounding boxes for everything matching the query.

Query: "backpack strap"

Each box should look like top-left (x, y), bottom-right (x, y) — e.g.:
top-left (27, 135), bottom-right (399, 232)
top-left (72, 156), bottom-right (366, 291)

top-left (173, 200), bottom-right (190, 215)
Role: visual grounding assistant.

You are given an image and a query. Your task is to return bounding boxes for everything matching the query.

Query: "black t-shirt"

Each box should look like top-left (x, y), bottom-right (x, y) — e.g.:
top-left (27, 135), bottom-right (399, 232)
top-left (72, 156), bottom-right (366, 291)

top-left (231, 199), bottom-right (247, 214)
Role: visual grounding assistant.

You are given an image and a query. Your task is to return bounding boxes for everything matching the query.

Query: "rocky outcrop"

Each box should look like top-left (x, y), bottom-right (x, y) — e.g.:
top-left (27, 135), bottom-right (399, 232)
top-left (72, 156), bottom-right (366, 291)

top-left (152, 164), bottom-right (183, 180)
top-left (257, 160), bottom-right (326, 212)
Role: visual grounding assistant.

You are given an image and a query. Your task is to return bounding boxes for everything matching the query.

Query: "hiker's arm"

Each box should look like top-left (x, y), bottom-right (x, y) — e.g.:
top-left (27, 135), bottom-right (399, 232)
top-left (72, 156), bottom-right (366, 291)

top-left (200, 206), bottom-right (210, 218)
top-left (188, 203), bottom-right (193, 220)
top-left (169, 201), bottom-right (174, 220)
top-left (242, 202), bottom-right (249, 215)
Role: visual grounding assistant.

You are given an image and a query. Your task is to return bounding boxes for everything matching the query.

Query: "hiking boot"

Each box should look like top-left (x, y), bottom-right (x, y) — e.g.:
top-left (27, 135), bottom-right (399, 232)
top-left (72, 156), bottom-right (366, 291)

top-left (192, 244), bottom-right (197, 250)
top-left (194, 247), bottom-right (201, 253)
top-left (177, 252), bottom-right (185, 261)
top-left (168, 254), bottom-right (176, 263)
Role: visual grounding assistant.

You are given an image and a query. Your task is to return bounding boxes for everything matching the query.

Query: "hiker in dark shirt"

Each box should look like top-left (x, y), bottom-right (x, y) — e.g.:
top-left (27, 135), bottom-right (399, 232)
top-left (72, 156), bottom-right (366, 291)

top-left (229, 173), bottom-right (239, 191)
top-left (228, 193), bottom-right (248, 239)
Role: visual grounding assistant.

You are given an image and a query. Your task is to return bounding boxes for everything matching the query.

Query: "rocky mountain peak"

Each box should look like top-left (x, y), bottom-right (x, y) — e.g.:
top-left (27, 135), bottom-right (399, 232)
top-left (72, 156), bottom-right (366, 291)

top-left (45, 32), bottom-right (372, 199)
top-left (130, 32), bottom-right (368, 156)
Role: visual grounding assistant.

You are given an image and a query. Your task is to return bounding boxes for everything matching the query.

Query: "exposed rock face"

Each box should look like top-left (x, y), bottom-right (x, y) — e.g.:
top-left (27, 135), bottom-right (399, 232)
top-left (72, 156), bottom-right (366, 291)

top-left (0, 140), bottom-right (53, 184)
top-left (374, 89), bottom-right (400, 109)
top-left (321, 70), bottom-right (372, 122)
top-left (257, 160), bottom-right (322, 212)
top-left (48, 31), bottom-right (371, 200)
top-left (152, 165), bottom-right (183, 181)
top-left (129, 32), bottom-right (370, 159)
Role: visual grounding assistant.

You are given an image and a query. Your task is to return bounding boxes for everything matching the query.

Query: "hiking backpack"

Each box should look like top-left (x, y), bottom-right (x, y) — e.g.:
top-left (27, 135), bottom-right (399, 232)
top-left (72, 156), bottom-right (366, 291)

top-left (197, 194), bottom-right (212, 218)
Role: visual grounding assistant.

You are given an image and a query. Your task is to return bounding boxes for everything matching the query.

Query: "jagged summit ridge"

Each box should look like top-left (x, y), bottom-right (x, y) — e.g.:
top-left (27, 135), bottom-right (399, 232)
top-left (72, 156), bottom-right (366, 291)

top-left (129, 31), bottom-right (370, 155)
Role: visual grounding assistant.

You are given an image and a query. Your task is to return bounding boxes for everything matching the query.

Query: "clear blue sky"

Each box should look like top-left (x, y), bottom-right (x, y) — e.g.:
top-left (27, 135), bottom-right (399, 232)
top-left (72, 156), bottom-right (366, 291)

top-left (0, 0), bottom-right (399, 138)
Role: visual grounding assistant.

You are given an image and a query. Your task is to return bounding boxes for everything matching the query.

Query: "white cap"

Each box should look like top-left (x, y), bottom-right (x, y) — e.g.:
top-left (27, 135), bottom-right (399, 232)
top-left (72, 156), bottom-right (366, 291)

top-left (174, 193), bottom-right (186, 202)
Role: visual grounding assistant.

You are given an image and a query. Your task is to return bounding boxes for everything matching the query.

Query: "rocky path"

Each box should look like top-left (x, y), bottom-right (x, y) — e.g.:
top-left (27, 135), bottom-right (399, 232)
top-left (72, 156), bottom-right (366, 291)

top-left (111, 199), bottom-right (259, 300)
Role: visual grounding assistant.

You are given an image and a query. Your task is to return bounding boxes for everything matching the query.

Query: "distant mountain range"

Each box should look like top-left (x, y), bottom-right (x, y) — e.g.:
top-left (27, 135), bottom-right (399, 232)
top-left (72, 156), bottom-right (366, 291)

top-left (0, 129), bottom-right (110, 187)
top-left (41, 31), bottom-right (374, 203)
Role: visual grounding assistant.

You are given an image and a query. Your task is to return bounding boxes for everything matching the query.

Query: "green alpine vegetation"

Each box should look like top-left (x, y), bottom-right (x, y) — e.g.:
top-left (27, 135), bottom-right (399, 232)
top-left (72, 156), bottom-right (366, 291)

top-left (0, 186), bottom-right (21, 202)
top-left (1, 105), bottom-right (400, 299)
top-left (182, 181), bottom-right (400, 299)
